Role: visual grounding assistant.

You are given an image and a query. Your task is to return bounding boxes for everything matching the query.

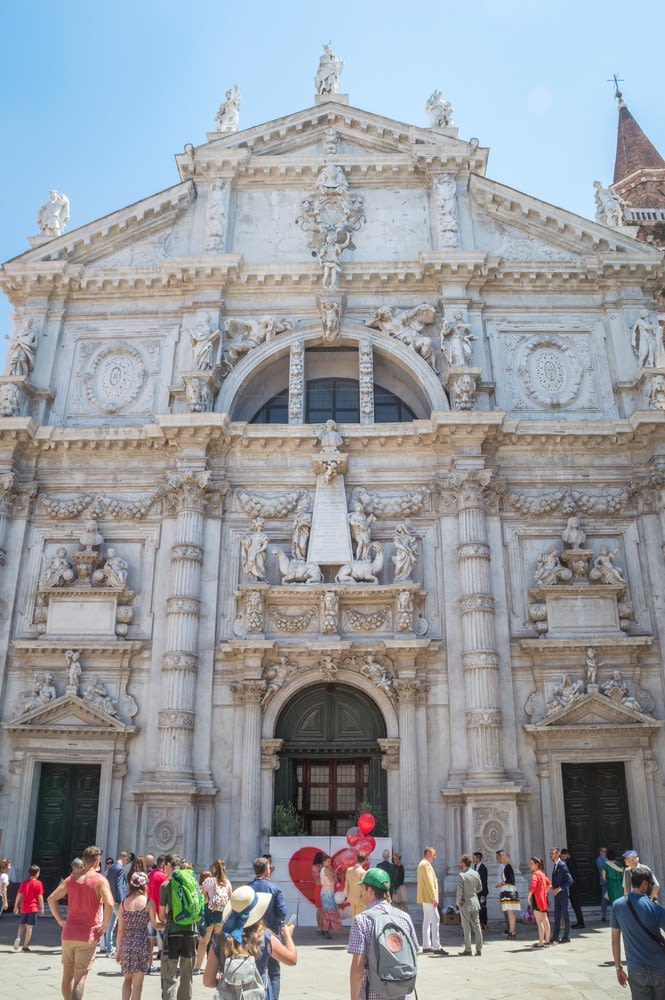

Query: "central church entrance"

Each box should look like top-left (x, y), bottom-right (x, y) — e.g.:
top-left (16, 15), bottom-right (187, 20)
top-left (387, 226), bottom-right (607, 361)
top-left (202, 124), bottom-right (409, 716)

top-left (274, 683), bottom-right (387, 835)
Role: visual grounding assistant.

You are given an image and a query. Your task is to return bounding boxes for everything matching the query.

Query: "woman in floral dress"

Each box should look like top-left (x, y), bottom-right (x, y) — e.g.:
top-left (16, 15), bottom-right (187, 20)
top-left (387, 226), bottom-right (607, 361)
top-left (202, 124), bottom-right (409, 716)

top-left (116, 871), bottom-right (161, 1000)
top-left (319, 855), bottom-right (342, 938)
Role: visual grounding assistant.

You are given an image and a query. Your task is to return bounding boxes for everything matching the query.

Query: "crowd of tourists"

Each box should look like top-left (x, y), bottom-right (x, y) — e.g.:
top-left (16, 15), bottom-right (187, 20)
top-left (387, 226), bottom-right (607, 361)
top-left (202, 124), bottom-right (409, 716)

top-left (2, 839), bottom-right (665, 999)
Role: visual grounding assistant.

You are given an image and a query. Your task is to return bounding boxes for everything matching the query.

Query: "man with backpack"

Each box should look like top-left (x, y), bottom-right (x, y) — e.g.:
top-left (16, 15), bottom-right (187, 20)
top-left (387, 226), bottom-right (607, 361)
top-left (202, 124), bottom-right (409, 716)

top-left (158, 854), bottom-right (203, 1000)
top-left (348, 867), bottom-right (419, 1000)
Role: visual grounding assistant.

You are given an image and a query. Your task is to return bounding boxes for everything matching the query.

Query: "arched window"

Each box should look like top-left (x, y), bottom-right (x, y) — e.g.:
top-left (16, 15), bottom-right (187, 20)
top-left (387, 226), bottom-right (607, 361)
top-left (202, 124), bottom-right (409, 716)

top-left (251, 378), bottom-right (416, 424)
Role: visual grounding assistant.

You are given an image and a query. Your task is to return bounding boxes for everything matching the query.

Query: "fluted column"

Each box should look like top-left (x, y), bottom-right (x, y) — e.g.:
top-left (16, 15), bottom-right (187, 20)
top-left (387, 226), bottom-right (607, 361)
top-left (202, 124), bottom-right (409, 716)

top-left (158, 470), bottom-right (210, 776)
top-left (453, 471), bottom-right (503, 777)
top-left (233, 680), bottom-right (265, 863)
top-left (394, 679), bottom-right (422, 862)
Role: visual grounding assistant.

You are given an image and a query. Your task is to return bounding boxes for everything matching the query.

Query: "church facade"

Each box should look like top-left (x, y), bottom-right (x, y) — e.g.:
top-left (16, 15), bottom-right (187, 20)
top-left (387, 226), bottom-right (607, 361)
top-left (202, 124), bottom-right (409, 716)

top-left (1, 55), bottom-right (664, 900)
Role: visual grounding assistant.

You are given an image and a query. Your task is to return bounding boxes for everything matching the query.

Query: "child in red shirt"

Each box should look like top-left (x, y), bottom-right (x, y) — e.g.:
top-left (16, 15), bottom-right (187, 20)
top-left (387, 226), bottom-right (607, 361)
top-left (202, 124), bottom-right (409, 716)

top-left (13, 864), bottom-right (44, 951)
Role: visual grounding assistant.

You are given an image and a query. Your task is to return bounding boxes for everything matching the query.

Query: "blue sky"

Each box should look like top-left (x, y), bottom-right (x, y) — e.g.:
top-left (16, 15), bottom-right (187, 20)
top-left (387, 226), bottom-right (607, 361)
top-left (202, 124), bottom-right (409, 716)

top-left (1, 0), bottom-right (664, 358)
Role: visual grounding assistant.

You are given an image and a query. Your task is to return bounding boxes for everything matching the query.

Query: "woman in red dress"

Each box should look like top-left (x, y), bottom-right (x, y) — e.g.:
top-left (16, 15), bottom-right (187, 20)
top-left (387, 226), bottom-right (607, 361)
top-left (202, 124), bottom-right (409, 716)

top-left (527, 857), bottom-right (552, 947)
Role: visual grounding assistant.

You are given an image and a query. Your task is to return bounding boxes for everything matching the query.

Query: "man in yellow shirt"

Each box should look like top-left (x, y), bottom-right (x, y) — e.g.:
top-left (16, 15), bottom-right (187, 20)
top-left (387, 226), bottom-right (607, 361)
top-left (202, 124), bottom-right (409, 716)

top-left (416, 845), bottom-right (448, 954)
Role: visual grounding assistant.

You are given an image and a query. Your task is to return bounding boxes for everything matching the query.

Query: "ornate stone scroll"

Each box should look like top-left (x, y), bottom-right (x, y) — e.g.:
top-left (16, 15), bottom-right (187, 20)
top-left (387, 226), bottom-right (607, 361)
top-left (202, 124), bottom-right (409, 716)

top-left (433, 174), bottom-right (460, 249)
top-left (288, 340), bottom-right (305, 424)
top-left (358, 339), bottom-right (374, 423)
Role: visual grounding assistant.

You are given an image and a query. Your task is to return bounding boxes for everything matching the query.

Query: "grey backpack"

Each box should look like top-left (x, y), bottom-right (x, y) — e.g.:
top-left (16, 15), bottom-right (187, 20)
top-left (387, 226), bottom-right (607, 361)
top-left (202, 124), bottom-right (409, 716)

top-left (364, 906), bottom-right (418, 999)
top-left (214, 954), bottom-right (266, 1000)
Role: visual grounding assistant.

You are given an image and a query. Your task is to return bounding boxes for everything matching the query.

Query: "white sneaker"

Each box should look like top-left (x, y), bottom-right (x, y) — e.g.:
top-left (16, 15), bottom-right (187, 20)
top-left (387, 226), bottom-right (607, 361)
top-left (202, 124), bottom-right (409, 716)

top-left (13, 938), bottom-right (21, 951)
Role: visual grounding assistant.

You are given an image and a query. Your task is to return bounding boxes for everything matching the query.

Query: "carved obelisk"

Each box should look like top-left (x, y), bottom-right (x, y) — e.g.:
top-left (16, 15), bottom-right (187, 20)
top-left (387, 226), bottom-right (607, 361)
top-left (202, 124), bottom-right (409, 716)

top-left (307, 421), bottom-right (353, 568)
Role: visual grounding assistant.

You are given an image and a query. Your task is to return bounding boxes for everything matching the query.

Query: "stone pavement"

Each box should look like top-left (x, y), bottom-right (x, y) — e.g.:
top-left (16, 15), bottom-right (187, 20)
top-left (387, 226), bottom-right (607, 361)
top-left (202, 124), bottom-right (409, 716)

top-left (0, 912), bottom-right (627, 999)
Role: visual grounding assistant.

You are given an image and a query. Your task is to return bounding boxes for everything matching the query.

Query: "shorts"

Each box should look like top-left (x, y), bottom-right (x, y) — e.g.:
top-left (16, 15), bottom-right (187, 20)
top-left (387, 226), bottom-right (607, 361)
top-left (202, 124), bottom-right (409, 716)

top-left (204, 905), bottom-right (223, 928)
top-left (20, 912), bottom-right (38, 925)
top-left (61, 939), bottom-right (98, 976)
top-left (165, 933), bottom-right (197, 961)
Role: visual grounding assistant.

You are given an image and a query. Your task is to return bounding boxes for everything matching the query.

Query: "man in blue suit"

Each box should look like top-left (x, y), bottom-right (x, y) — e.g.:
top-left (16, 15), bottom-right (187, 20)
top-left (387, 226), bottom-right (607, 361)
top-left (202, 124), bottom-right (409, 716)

top-left (550, 847), bottom-right (573, 943)
top-left (249, 856), bottom-right (287, 999)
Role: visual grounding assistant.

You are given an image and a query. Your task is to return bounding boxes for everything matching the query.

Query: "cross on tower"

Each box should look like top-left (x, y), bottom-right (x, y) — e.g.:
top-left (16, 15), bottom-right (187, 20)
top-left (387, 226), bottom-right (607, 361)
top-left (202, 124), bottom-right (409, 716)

top-left (607, 73), bottom-right (624, 101)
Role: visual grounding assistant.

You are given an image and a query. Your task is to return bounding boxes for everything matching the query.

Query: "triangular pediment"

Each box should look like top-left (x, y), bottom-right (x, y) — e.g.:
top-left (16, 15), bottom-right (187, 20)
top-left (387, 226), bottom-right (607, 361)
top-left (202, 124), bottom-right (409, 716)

top-left (3, 693), bottom-right (133, 734)
top-left (179, 101), bottom-right (488, 173)
top-left (3, 181), bottom-right (195, 269)
top-left (532, 691), bottom-right (655, 729)
top-left (470, 174), bottom-right (664, 259)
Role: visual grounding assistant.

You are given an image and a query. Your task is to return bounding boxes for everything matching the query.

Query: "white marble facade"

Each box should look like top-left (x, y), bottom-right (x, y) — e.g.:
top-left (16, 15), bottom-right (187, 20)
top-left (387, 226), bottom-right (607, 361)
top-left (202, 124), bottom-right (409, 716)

top-left (1, 67), bottom-right (664, 899)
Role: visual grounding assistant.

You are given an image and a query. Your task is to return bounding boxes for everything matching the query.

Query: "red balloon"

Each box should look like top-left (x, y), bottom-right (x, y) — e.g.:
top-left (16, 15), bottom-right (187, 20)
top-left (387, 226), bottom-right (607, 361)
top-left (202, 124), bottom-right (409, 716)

top-left (358, 812), bottom-right (376, 835)
top-left (355, 835), bottom-right (376, 856)
top-left (331, 847), bottom-right (358, 878)
top-left (346, 826), bottom-right (362, 847)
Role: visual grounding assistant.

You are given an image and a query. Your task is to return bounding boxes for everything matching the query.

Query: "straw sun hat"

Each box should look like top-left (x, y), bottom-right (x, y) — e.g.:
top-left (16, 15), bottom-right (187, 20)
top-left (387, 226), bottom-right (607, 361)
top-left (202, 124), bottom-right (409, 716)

top-left (222, 885), bottom-right (272, 927)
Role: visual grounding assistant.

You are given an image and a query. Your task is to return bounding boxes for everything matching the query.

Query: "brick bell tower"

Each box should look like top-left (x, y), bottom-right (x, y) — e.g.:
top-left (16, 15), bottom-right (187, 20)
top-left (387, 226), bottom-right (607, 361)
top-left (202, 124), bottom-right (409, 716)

top-left (611, 86), bottom-right (665, 249)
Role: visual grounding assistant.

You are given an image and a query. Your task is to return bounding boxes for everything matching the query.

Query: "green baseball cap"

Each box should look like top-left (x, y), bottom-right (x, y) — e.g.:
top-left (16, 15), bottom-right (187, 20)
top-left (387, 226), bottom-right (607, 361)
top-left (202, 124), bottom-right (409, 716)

top-left (358, 867), bottom-right (391, 890)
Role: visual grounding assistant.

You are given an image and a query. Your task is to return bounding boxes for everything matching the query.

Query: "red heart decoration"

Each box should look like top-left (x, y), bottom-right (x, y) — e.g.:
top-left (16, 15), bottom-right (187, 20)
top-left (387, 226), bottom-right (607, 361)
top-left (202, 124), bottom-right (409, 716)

top-left (288, 846), bottom-right (325, 906)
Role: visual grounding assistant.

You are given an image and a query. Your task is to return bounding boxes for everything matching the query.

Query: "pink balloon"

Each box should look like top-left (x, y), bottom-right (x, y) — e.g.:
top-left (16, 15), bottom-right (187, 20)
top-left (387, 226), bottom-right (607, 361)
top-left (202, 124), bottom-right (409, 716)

top-left (358, 812), bottom-right (376, 835)
top-left (355, 835), bottom-right (376, 856)
top-left (346, 826), bottom-right (362, 847)
top-left (332, 847), bottom-right (358, 878)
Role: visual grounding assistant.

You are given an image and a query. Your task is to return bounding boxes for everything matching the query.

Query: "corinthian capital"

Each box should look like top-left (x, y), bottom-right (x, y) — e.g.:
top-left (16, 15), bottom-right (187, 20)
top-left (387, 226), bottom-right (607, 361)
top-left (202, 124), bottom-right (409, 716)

top-left (166, 469), bottom-right (212, 512)
top-left (231, 679), bottom-right (266, 706)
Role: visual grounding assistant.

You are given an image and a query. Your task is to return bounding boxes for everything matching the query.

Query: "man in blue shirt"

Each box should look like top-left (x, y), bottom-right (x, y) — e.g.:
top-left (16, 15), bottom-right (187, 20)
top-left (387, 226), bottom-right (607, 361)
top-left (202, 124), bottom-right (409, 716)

top-left (249, 856), bottom-right (287, 999)
top-left (549, 847), bottom-right (573, 943)
top-left (105, 851), bottom-right (129, 957)
top-left (611, 865), bottom-right (665, 997)
top-left (596, 847), bottom-right (609, 921)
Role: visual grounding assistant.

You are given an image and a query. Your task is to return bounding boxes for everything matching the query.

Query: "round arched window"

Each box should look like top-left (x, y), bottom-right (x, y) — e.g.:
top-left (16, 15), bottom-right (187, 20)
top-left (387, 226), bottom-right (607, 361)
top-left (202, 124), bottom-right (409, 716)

top-left (251, 378), bottom-right (416, 424)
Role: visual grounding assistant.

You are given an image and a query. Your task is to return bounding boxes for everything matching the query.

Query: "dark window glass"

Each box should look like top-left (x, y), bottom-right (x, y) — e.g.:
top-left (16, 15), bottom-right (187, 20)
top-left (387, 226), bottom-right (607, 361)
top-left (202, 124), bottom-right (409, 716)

top-left (251, 378), bottom-right (416, 424)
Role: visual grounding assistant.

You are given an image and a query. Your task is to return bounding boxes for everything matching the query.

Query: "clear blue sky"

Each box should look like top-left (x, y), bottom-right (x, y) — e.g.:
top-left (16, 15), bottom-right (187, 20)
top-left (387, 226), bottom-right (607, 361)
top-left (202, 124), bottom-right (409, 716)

top-left (1, 0), bottom-right (664, 359)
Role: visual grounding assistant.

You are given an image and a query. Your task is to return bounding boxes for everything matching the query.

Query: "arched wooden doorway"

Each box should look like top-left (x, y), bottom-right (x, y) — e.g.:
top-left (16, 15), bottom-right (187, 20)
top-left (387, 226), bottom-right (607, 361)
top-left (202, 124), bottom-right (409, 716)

top-left (274, 683), bottom-right (387, 836)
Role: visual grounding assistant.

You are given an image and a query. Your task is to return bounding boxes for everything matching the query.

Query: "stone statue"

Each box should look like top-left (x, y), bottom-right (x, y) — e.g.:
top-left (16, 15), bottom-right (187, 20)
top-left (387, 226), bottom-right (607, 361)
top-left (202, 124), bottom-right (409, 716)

top-left (101, 548), bottom-right (128, 588)
top-left (66, 649), bottom-right (82, 691)
top-left (317, 419), bottom-right (344, 452)
top-left (630, 310), bottom-right (663, 369)
top-left (273, 547), bottom-right (323, 584)
top-left (37, 190), bottom-right (70, 237)
top-left (320, 298), bottom-right (341, 343)
top-left (262, 656), bottom-right (294, 705)
top-left (585, 647), bottom-right (600, 685)
top-left (319, 230), bottom-right (351, 289)
top-left (291, 495), bottom-right (312, 561)
top-left (366, 304), bottom-right (437, 370)
top-left (0, 383), bottom-right (20, 417)
top-left (425, 90), bottom-right (455, 128)
top-left (440, 312), bottom-right (475, 367)
top-left (8, 319), bottom-right (37, 377)
top-left (360, 653), bottom-right (394, 693)
top-left (589, 545), bottom-right (626, 586)
top-left (224, 316), bottom-right (292, 366)
top-left (348, 500), bottom-right (375, 561)
top-left (39, 547), bottom-right (75, 588)
top-left (547, 672), bottom-right (584, 713)
top-left (593, 180), bottom-right (625, 228)
top-left (15, 671), bottom-right (57, 715)
top-left (83, 675), bottom-right (118, 716)
top-left (561, 516), bottom-right (586, 548)
top-left (79, 520), bottom-right (104, 551)
top-left (433, 174), bottom-right (460, 248)
top-left (315, 44), bottom-right (343, 96)
top-left (205, 180), bottom-right (228, 252)
top-left (392, 522), bottom-right (417, 583)
top-left (240, 518), bottom-right (269, 581)
top-left (600, 669), bottom-right (642, 711)
top-left (188, 312), bottom-right (221, 371)
top-left (336, 541), bottom-right (384, 584)
top-left (215, 85), bottom-right (240, 134)
top-left (534, 548), bottom-right (572, 586)
top-left (648, 373), bottom-right (665, 410)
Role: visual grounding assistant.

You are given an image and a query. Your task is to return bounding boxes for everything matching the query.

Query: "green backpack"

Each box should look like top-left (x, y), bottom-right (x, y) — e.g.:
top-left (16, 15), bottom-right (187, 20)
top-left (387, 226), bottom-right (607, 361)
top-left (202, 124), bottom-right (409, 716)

top-left (170, 868), bottom-right (204, 927)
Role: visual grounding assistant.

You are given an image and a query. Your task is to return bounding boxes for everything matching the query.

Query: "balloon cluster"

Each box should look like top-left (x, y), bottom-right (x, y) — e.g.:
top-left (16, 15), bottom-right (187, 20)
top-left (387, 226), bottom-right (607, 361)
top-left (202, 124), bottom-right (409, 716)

top-left (331, 812), bottom-right (376, 903)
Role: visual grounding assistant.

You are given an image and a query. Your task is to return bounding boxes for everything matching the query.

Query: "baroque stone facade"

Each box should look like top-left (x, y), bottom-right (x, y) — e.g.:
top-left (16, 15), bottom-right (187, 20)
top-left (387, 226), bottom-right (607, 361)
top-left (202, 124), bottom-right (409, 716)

top-left (1, 61), bottom-right (664, 900)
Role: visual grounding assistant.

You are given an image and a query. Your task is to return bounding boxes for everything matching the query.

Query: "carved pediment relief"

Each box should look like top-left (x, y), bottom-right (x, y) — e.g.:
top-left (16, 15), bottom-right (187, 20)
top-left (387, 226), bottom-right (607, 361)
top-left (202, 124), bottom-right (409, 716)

top-left (4, 693), bottom-right (135, 735)
top-left (526, 691), bottom-right (658, 730)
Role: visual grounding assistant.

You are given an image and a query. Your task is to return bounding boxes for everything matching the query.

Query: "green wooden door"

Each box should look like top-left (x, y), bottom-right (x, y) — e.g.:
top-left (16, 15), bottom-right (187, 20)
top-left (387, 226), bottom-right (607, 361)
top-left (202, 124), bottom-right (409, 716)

top-left (562, 762), bottom-right (632, 904)
top-left (31, 763), bottom-right (101, 895)
top-left (274, 683), bottom-right (387, 835)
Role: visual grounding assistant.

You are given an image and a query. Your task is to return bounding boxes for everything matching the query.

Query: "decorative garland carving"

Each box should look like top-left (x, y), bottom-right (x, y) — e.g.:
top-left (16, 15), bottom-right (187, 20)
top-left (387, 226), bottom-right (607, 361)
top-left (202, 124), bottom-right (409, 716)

top-left (507, 487), bottom-right (631, 517)
top-left (269, 606), bottom-right (316, 633)
top-left (350, 486), bottom-right (431, 516)
top-left (342, 606), bottom-right (391, 631)
top-left (236, 489), bottom-right (308, 518)
top-left (39, 489), bottom-right (166, 520)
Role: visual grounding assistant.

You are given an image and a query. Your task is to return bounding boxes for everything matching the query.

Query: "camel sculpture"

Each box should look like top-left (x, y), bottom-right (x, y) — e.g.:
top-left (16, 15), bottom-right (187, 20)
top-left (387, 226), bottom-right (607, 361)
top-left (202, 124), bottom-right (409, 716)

top-left (272, 548), bottom-right (323, 584)
top-left (335, 542), bottom-right (384, 584)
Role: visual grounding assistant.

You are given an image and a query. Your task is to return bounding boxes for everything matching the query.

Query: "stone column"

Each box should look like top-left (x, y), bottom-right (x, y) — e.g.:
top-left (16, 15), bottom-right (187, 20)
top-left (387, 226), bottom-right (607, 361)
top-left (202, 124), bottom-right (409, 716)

top-left (394, 678), bottom-right (422, 865)
top-left (453, 470), bottom-right (503, 778)
top-left (260, 738), bottom-right (284, 844)
top-left (232, 679), bottom-right (266, 867)
top-left (158, 470), bottom-right (210, 777)
top-left (288, 340), bottom-right (305, 424)
top-left (378, 738), bottom-right (401, 848)
top-left (359, 338), bottom-right (374, 424)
